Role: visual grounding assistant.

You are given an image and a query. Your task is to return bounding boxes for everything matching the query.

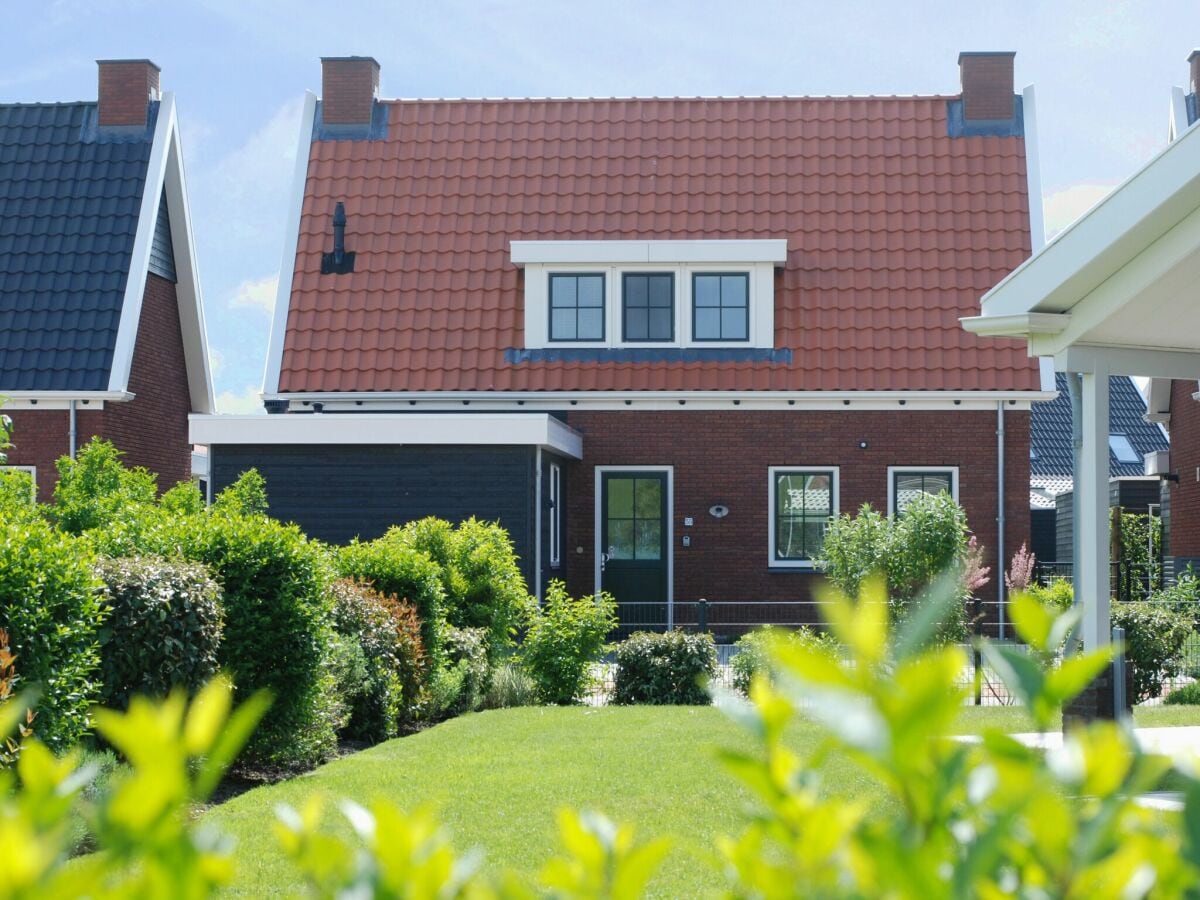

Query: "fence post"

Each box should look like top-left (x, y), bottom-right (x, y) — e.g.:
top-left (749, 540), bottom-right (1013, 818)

top-left (1112, 625), bottom-right (1128, 722)
top-left (698, 599), bottom-right (708, 634)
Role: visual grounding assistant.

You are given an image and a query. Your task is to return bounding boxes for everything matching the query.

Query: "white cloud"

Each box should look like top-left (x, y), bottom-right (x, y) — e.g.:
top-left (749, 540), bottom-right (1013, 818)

top-left (215, 385), bottom-right (265, 415)
top-left (208, 347), bottom-right (224, 378)
top-left (1042, 182), bottom-right (1117, 239)
top-left (228, 275), bottom-right (278, 314)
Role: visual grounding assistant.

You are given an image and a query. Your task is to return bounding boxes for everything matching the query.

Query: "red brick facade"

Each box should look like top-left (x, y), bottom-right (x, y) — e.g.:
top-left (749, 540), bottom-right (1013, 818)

top-left (1168, 379), bottom-right (1200, 559)
top-left (959, 53), bottom-right (1016, 121)
top-left (5, 273), bottom-right (192, 502)
top-left (320, 57), bottom-right (379, 125)
top-left (561, 408), bottom-right (1030, 624)
top-left (97, 60), bottom-right (159, 127)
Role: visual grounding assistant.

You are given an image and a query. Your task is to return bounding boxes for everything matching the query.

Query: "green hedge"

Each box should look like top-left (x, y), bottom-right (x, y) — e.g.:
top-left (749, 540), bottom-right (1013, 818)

top-left (613, 630), bottom-right (717, 706)
top-left (0, 518), bottom-right (105, 749)
top-left (1111, 601), bottom-right (1193, 703)
top-left (730, 626), bottom-right (838, 695)
top-left (521, 581), bottom-right (616, 705)
top-left (96, 556), bottom-right (224, 710)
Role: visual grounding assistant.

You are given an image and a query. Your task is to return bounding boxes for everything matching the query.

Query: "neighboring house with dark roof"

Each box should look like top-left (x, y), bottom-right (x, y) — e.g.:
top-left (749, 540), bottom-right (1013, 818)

top-left (1028, 373), bottom-right (1168, 562)
top-left (0, 60), bottom-right (213, 501)
top-left (192, 53), bottom-right (1046, 635)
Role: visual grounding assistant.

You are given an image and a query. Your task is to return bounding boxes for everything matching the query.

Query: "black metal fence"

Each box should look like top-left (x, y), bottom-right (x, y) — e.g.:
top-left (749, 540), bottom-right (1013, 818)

top-left (1032, 560), bottom-right (1164, 603)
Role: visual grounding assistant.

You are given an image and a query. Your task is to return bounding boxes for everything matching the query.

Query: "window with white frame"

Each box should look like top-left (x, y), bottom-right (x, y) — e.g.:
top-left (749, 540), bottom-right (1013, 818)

top-left (888, 467), bottom-right (959, 516)
top-left (549, 462), bottom-right (562, 568)
top-left (769, 467), bottom-right (838, 567)
top-left (0, 466), bottom-right (36, 504)
top-left (513, 240), bottom-right (787, 350)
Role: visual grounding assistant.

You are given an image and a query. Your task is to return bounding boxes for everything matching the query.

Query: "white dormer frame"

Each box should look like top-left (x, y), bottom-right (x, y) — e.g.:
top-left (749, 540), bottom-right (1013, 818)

top-left (512, 240), bottom-right (787, 350)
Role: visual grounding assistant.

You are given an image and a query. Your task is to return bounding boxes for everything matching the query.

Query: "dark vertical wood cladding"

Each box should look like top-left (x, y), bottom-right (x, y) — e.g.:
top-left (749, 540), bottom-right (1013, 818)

top-left (1030, 508), bottom-right (1056, 564)
top-left (210, 444), bottom-right (537, 585)
top-left (148, 191), bottom-right (177, 282)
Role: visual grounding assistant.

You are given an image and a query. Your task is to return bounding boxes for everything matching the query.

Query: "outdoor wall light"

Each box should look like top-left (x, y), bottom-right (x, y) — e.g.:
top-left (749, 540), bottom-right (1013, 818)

top-left (709, 505), bottom-right (729, 519)
top-left (858, 440), bottom-right (868, 449)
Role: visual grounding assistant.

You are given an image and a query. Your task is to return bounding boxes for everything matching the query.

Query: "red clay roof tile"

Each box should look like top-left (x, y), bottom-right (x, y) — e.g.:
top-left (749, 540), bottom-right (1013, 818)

top-left (278, 95), bottom-right (1038, 394)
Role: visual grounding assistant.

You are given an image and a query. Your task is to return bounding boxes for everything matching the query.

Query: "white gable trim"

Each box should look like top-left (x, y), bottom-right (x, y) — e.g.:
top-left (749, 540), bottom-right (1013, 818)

top-left (105, 93), bottom-right (215, 413)
top-left (262, 91), bottom-right (318, 397)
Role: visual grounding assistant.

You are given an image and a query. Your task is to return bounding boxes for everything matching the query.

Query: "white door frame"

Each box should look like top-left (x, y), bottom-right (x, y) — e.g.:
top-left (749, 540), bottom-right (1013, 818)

top-left (594, 465), bottom-right (675, 629)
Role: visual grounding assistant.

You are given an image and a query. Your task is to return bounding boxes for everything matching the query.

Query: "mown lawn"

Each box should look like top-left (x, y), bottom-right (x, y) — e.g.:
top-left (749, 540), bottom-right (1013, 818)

top-left (207, 704), bottom-right (1200, 896)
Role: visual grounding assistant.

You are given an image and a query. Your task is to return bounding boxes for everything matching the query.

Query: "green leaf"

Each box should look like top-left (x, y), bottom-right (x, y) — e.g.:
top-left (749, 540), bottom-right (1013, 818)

top-left (981, 643), bottom-right (1045, 713)
top-left (1008, 593), bottom-right (1055, 652)
top-left (892, 568), bottom-right (966, 661)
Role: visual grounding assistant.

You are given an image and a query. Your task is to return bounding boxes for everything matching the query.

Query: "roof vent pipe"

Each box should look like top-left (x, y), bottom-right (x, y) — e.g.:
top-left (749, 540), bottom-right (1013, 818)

top-left (321, 202), bottom-right (356, 274)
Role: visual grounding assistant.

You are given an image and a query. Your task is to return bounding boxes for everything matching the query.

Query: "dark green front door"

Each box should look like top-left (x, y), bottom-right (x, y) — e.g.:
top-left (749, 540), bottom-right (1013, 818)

top-left (601, 472), bottom-right (668, 630)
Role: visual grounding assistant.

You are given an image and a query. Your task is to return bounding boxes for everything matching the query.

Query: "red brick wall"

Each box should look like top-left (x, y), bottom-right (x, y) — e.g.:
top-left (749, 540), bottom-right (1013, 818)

top-left (959, 54), bottom-right (1015, 120)
top-left (561, 408), bottom-right (1030, 625)
top-left (1169, 379), bottom-right (1200, 557)
top-left (97, 60), bottom-right (159, 127)
top-left (4, 273), bottom-right (192, 501)
top-left (321, 58), bottom-right (379, 125)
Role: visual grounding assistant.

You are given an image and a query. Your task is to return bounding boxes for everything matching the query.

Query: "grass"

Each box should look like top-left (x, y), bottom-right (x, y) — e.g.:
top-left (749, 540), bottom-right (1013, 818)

top-left (207, 703), bottom-right (1200, 896)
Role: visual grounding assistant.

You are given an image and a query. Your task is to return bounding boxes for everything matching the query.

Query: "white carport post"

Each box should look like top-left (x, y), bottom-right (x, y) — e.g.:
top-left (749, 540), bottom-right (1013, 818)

top-left (1074, 366), bottom-right (1110, 650)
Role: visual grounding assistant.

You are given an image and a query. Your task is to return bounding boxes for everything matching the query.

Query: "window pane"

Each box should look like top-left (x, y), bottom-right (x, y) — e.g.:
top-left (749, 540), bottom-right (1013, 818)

top-left (579, 275), bottom-right (604, 307)
top-left (721, 307), bottom-right (747, 340)
top-left (551, 308), bottom-right (576, 340)
top-left (648, 308), bottom-right (671, 340)
top-left (577, 308), bottom-right (603, 340)
top-left (635, 520), bottom-right (662, 560)
top-left (624, 275), bottom-right (647, 307)
top-left (648, 275), bottom-right (673, 307)
top-left (923, 474), bottom-right (952, 496)
top-left (625, 308), bottom-right (648, 340)
top-left (774, 472), bottom-right (834, 561)
top-left (608, 520), bottom-right (634, 559)
top-left (894, 471), bottom-right (953, 514)
top-left (634, 478), bottom-right (661, 517)
top-left (608, 478), bottom-right (633, 517)
top-left (722, 275), bottom-right (748, 306)
top-left (694, 275), bottom-right (719, 306)
top-left (551, 277), bottom-right (576, 308)
top-left (695, 308), bottom-right (720, 339)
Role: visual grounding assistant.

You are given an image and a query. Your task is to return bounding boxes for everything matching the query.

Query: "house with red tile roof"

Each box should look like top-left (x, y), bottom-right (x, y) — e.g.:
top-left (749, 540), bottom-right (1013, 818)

top-left (2, 60), bottom-right (214, 502)
top-left (192, 53), bottom-right (1047, 636)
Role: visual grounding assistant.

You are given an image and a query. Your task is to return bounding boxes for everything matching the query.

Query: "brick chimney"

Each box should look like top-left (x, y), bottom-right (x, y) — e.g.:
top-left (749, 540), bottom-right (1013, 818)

top-left (321, 56), bottom-right (380, 125)
top-left (958, 52), bottom-right (1016, 121)
top-left (97, 59), bottom-right (160, 127)
top-left (1189, 49), bottom-right (1200, 95)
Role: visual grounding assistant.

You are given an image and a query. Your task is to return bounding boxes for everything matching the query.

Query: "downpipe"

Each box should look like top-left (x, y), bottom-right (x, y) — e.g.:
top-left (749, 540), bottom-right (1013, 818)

top-left (68, 399), bottom-right (77, 459)
top-left (997, 401), bottom-right (1006, 640)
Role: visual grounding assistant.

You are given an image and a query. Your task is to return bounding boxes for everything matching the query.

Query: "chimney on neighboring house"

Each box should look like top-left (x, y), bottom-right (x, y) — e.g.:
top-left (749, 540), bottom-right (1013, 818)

top-left (97, 59), bottom-right (160, 127)
top-left (958, 52), bottom-right (1016, 121)
top-left (1189, 49), bottom-right (1200, 95)
top-left (321, 56), bottom-right (380, 126)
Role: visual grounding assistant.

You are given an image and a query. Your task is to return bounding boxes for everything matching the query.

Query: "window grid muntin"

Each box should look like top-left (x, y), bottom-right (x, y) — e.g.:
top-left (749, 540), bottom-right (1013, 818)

top-left (692, 272), bottom-right (750, 342)
top-left (621, 272), bottom-right (675, 342)
top-left (548, 272), bottom-right (606, 342)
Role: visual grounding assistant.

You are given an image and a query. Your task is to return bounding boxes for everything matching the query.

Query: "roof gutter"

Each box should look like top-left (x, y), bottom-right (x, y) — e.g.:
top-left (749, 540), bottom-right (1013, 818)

top-left (263, 389), bottom-right (1055, 404)
top-left (0, 391), bottom-right (134, 402)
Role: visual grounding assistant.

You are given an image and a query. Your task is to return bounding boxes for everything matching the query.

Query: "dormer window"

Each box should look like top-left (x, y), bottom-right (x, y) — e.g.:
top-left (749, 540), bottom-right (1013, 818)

top-left (549, 274), bottom-right (605, 341)
top-left (513, 240), bottom-right (787, 351)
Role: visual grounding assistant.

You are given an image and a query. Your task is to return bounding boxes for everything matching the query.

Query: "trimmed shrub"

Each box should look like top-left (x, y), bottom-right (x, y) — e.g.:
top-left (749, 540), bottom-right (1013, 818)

top-left (1165, 682), bottom-right (1200, 705)
top-left (1025, 579), bottom-right (1074, 613)
top-left (613, 630), bottom-right (717, 706)
top-left (338, 537), bottom-right (445, 669)
top-left (1111, 601), bottom-right (1193, 702)
top-left (391, 517), bottom-right (531, 658)
top-left (0, 468), bottom-right (37, 520)
top-left (427, 626), bottom-right (491, 719)
top-left (818, 493), bottom-right (974, 642)
top-left (730, 626), bottom-right (839, 695)
top-left (214, 469), bottom-right (269, 517)
top-left (95, 556), bottom-right (224, 710)
top-left (160, 481), bottom-right (205, 516)
top-left (52, 438), bottom-right (157, 534)
top-left (326, 631), bottom-right (369, 736)
top-left (178, 511), bottom-right (337, 769)
top-left (327, 579), bottom-right (418, 742)
top-left (482, 662), bottom-right (538, 709)
top-left (0, 517), bottom-right (105, 750)
top-left (521, 581), bottom-right (617, 705)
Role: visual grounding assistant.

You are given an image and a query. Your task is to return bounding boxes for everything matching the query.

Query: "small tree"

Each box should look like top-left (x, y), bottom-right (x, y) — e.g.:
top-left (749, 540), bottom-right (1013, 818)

top-left (521, 581), bottom-right (616, 705)
top-left (52, 438), bottom-right (157, 534)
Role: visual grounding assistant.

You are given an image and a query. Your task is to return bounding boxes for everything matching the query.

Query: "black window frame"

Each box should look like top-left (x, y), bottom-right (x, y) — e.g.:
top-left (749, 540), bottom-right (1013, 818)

top-left (621, 272), bottom-right (676, 343)
top-left (548, 272), bottom-right (607, 342)
top-left (890, 469), bottom-right (956, 517)
top-left (771, 468), bottom-right (837, 565)
top-left (691, 272), bottom-right (750, 342)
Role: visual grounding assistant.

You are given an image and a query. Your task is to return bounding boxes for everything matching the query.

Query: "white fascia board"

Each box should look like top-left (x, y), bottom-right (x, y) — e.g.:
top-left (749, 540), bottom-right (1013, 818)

top-left (161, 98), bottom-right (215, 414)
top-left (977, 111), bottom-right (1200, 320)
top-left (960, 312), bottom-right (1070, 337)
top-left (1054, 344), bottom-right (1200, 380)
top-left (262, 91), bottom-right (318, 396)
top-left (510, 239), bottom-right (788, 265)
top-left (0, 391), bottom-right (132, 411)
top-left (189, 413), bottom-right (584, 459)
top-left (107, 93), bottom-right (174, 395)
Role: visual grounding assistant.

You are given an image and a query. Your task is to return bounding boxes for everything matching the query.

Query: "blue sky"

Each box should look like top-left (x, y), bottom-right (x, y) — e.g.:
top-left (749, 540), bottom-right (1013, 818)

top-left (2, 0), bottom-right (1195, 410)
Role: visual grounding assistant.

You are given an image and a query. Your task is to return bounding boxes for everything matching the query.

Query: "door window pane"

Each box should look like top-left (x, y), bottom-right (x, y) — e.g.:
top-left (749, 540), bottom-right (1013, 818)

top-left (635, 520), bottom-right (662, 560)
top-left (692, 273), bottom-right (750, 341)
top-left (634, 478), bottom-right (661, 517)
top-left (608, 478), bottom-right (633, 517)
top-left (622, 274), bottom-right (674, 341)
top-left (608, 520), bottom-right (634, 559)
top-left (549, 273), bottom-right (605, 341)
top-left (605, 476), bottom-right (665, 563)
